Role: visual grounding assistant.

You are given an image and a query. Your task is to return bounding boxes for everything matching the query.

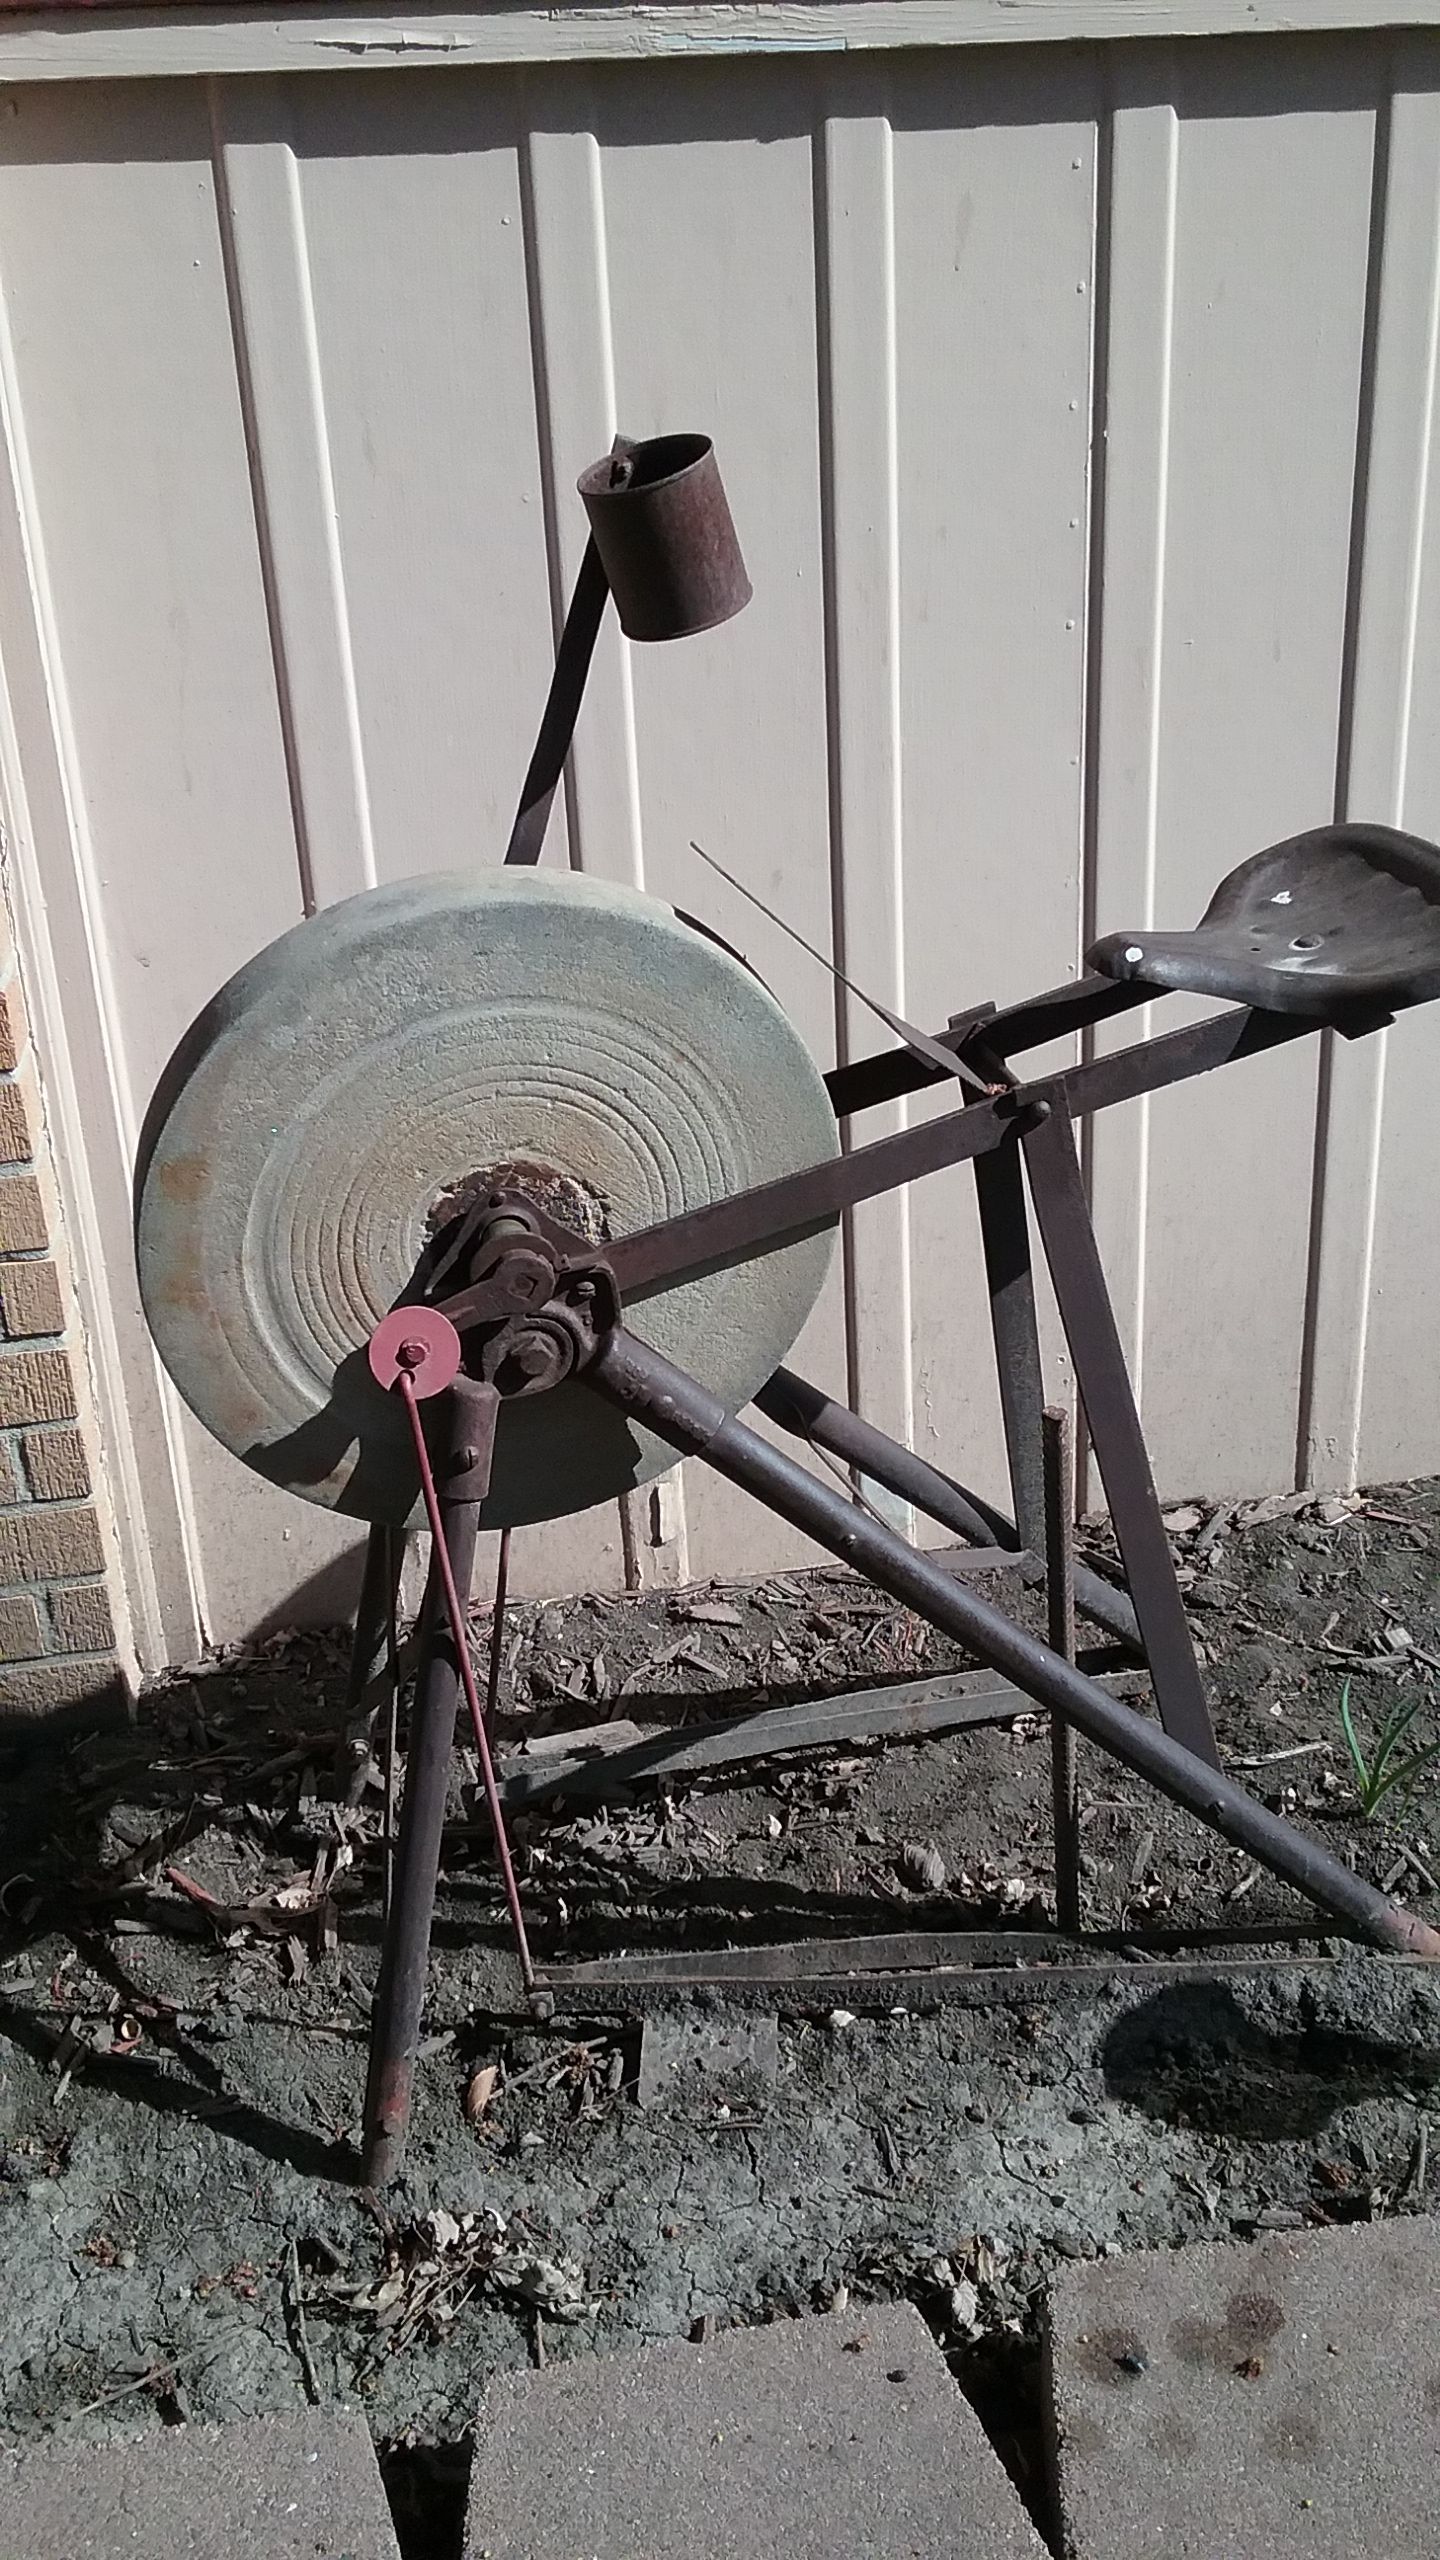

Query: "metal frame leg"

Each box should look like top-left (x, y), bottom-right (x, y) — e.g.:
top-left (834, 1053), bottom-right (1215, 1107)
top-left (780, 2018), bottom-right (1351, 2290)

top-left (361, 1390), bottom-right (487, 2189)
top-left (974, 1132), bottom-right (1048, 1553)
top-left (361, 1527), bottom-right (478, 2189)
top-left (591, 1326), bottom-right (1440, 1958)
top-left (335, 1523), bottom-right (404, 1807)
top-left (1022, 1085), bottom-right (1221, 1771)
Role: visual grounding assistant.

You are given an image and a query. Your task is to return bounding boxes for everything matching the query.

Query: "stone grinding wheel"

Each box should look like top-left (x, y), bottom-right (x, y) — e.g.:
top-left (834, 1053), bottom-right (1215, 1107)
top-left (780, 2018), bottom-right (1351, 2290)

top-left (135, 869), bottom-right (838, 1530)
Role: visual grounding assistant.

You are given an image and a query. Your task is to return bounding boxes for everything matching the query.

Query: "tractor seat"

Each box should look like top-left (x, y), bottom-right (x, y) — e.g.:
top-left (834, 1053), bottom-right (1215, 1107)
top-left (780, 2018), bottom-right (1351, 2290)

top-left (1088, 822), bottom-right (1440, 1019)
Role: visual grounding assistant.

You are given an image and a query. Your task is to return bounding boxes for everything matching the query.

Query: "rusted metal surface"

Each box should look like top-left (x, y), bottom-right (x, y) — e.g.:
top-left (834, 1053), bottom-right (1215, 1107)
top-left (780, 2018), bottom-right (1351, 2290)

top-left (136, 426), bottom-right (1440, 2163)
top-left (534, 1941), bottom-right (1440, 2014)
top-left (1088, 819), bottom-right (1440, 1015)
top-left (334, 1521), bottom-right (403, 1808)
top-left (361, 1370), bottom-right (535, 2189)
top-left (576, 433), bottom-right (751, 642)
top-left (974, 1130), bottom-right (1049, 1553)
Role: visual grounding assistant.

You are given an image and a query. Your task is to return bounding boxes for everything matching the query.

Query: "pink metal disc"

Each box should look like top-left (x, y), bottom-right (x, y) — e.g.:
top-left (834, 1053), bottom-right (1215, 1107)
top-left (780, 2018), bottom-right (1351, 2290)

top-left (367, 1306), bottom-right (462, 1397)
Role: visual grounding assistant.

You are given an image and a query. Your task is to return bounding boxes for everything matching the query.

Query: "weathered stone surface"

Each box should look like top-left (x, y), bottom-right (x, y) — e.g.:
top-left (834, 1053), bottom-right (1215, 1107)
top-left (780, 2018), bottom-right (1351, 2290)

top-left (0, 2407), bottom-right (400, 2558)
top-left (1046, 2215), bottom-right (1440, 2557)
top-left (465, 2301), bottom-right (1047, 2557)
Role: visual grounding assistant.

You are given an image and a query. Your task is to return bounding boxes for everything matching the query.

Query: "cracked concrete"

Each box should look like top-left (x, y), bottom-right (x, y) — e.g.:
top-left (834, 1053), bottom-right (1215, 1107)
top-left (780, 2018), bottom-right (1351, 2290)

top-left (0, 1949), bottom-right (1437, 2473)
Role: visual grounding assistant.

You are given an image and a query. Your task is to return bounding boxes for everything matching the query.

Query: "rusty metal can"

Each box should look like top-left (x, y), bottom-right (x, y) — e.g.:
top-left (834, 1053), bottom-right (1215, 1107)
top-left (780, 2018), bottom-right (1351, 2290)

top-left (577, 432), bottom-right (751, 641)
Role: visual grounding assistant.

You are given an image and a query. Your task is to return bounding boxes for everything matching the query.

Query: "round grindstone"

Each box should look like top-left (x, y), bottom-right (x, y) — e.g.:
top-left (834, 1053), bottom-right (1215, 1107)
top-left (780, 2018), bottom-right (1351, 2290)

top-left (135, 867), bottom-right (838, 1529)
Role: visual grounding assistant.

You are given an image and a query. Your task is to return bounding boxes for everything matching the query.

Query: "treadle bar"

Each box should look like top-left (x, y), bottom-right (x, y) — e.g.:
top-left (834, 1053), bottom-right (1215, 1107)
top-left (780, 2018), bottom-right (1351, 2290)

top-left (590, 1326), bottom-right (1440, 1960)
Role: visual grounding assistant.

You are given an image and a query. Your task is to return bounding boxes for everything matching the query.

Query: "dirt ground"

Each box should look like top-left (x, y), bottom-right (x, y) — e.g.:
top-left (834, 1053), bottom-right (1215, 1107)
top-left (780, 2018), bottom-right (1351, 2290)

top-left (2, 1477), bottom-right (1440, 2554)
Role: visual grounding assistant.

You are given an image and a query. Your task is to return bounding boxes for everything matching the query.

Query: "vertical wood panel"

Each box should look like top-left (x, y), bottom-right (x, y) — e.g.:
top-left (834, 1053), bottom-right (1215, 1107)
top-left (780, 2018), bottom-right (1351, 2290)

top-left (890, 50), bottom-right (1096, 1501)
top-left (0, 79), bottom-right (330, 1653)
top-left (1117, 42), bottom-right (1379, 1499)
top-left (281, 70), bottom-right (558, 885)
top-left (523, 80), bottom-right (644, 889)
top-left (1353, 52), bottom-right (1440, 1481)
top-left (1085, 62), bottom-right (1179, 1425)
top-left (816, 93), bottom-right (915, 1532)
top-left (210, 76), bottom-right (378, 913)
top-left (1304, 63), bottom-right (1440, 1486)
top-left (4, 37), bottom-right (1440, 1664)
top-left (594, 55), bottom-right (847, 1578)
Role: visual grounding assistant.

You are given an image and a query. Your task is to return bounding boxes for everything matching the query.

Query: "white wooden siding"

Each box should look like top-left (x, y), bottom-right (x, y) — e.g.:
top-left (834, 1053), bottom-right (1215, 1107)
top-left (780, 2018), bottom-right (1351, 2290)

top-left (2, 26), bottom-right (1438, 1665)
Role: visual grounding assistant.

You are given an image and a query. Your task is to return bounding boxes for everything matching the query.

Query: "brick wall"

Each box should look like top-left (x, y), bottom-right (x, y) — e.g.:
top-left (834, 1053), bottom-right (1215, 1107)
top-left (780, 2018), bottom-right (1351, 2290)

top-left (0, 887), bottom-right (129, 1729)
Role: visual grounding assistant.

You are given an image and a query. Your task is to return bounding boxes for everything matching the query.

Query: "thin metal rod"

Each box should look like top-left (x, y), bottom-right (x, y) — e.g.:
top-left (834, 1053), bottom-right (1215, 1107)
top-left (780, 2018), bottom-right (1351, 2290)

top-left (361, 1385), bottom-right (535, 2189)
top-left (1022, 1085), bottom-right (1220, 1770)
top-left (591, 1328), bottom-right (1440, 1959)
top-left (1043, 1406), bottom-right (1082, 1935)
top-left (975, 1134), bottom-right (1049, 1552)
top-left (753, 1366), bottom-right (1141, 1651)
top-left (483, 1525), bottom-right (512, 1741)
top-left (397, 1376), bottom-right (534, 1995)
top-left (691, 838), bottom-right (986, 1095)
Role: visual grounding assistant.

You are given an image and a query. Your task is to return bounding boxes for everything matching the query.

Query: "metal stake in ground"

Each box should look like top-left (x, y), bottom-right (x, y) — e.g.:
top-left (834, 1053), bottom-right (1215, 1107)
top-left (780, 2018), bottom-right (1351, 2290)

top-left (1043, 1405), bottom-right (1082, 1936)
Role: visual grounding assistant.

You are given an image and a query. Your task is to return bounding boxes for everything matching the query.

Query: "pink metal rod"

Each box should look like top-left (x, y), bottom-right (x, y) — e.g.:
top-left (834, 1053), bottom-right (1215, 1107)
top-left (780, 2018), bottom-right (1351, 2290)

top-left (395, 1370), bottom-right (537, 1996)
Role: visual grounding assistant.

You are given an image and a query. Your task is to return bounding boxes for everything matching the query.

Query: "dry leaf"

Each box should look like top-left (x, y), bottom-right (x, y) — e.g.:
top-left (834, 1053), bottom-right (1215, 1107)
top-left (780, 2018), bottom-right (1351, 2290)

top-left (464, 2064), bottom-right (499, 2126)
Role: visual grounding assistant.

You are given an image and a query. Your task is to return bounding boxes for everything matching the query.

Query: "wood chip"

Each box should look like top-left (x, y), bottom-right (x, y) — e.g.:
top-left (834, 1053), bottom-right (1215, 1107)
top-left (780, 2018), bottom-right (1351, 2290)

top-left (464, 2065), bottom-right (499, 2126)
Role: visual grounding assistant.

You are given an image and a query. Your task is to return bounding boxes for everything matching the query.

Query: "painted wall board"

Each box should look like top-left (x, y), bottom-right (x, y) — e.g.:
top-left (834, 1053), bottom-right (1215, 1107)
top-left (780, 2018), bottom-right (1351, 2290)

top-left (2, 31), bottom-right (1440, 1664)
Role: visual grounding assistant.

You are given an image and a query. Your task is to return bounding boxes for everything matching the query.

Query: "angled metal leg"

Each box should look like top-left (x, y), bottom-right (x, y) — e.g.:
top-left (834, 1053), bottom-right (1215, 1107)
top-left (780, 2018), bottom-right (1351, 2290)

top-left (1021, 1084), bottom-right (1221, 1771)
top-left (974, 1131), bottom-right (1049, 1553)
top-left (590, 1326), bottom-right (1439, 1958)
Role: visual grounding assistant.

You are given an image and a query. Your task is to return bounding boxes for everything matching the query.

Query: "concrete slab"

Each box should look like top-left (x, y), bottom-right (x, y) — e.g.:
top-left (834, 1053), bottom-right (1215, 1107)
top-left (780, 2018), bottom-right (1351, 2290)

top-left (635, 2009), bottom-right (780, 2108)
top-left (464, 2301), bottom-right (1047, 2557)
top-left (1046, 2215), bottom-right (1440, 2558)
top-left (0, 2407), bottom-right (400, 2559)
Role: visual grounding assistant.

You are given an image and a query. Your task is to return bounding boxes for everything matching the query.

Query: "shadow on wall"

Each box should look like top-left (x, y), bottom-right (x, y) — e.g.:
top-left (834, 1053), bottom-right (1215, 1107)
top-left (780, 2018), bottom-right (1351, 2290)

top-left (1101, 1982), bottom-right (1440, 2142)
top-left (246, 1543), bottom-right (372, 1647)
